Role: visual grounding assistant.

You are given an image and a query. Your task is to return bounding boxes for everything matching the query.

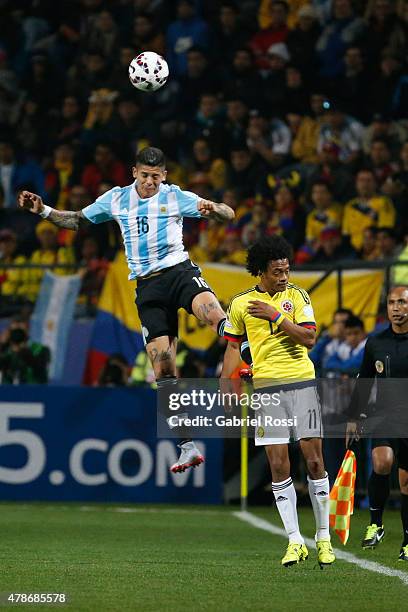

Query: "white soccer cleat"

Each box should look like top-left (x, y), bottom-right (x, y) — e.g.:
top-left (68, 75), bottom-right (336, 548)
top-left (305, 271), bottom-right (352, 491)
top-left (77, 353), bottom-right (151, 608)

top-left (170, 441), bottom-right (204, 473)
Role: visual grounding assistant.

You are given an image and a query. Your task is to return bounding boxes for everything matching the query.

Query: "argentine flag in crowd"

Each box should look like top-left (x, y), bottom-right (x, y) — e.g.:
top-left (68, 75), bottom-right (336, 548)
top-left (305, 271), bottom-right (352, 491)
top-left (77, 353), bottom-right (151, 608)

top-left (30, 271), bottom-right (81, 381)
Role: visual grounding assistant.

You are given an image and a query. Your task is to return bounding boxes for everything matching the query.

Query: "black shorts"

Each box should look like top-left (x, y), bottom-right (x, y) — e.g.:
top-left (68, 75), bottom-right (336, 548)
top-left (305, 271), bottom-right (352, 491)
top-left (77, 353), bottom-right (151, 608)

top-left (135, 259), bottom-right (215, 344)
top-left (371, 438), bottom-right (408, 471)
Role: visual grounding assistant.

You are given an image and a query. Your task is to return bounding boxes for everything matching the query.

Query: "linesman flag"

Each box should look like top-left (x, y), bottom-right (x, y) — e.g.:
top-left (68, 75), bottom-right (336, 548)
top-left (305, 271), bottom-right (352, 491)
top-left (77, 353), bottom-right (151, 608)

top-left (329, 450), bottom-right (357, 545)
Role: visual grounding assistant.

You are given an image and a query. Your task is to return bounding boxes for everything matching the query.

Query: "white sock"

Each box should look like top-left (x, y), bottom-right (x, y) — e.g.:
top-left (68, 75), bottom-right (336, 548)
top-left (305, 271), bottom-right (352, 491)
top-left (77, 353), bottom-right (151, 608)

top-left (308, 472), bottom-right (330, 541)
top-left (272, 477), bottom-right (304, 544)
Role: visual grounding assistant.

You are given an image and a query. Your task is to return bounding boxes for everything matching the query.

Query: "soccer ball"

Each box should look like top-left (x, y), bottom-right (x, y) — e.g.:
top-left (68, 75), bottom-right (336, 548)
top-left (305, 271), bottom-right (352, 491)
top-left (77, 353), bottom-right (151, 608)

top-left (128, 52), bottom-right (169, 92)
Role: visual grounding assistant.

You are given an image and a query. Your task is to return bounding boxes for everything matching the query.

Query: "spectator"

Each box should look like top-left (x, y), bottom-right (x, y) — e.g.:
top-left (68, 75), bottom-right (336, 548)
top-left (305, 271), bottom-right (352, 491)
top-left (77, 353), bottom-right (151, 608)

top-left (305, 141), bottom-right (355, 202)
top-left (215, 228), bottom-right (247, 265)
top-left (13, 97), bottom-right (48, 156)
top-left (187, 92), bottom-right (225, 156)
top-left (26, 221), bottom-right (76, 302)
top-left (222, 187), bottom-right (252, 225)
top-left (366, 137), bottom-right (397, 184)
top-left (166, 0), bottom-right (209, 77)
top-left (115, 96), bottom-right (159, 158)
top-left (332, 46), bottom-right (372, 123)
top-left (305, 182), bottom-right (342, 244)
top-left (316, 0), bottom-right (366, 79)
top-left (44, 144), bottom-right (80, 210)
top-left (250, 0), bottom-right (289, 69)
top-left (81, 88), bottom-right (120, 150)
top-left (359, 226), bottom-right (381, 260)
top-left (222, 98), bottom-right (248, 151)
top-left (311, 227), bottom-right (357, 263)
top-left (324, 314), bottom-right (367, 376)
top-left (362, 112), bottom-right (407, 157)
top-left (66, 50), bottom-right (113, 98)
top-left (363, 0), bottom-right (407, 65)
top-left (317, 101), bottom-right (364, 165)
top-left (246, 110), bottom-right (291, 169)
top-left (213, 2), bottom-right (251, 65)
top-left (291, 91), bottom-right (328, 164)
top-left (309, 307), bottom-right (353, 375)
top-left (286, 4), bottom-right (321, 81)
top-left (376, 226), bottom-right (400, 259)
top-left (223, 47), bottom-right (265, 109)
top-left (187, 138), bottom-right (227, 193)
top-left (22, 52), bottom-right (62, 110)
top-left (0, 229), bottom-right (27, 303)
top-left (283, 64), bottom-right (309, 116)
top-left (0, 325), bottom-right (50, 384)
top-left (131, 13), bottom-right (166, 57)
top-left (111, 46), bottom-right (139, 94)
top-left (81, 143), bottom-right (127, 199)
top-left (241, 202), bottom-right (269, 247)
top-left (78, 235), bottom-right (109, 310)
top-left (262, 42), bottom-right (290, 115)
top-left (83, 9), bottom-right (120, 58)
top-left (178, 47), bottom-right (220, 120)
top-left (370, 47), bottom-right (404, 116)
top-left (267, 184), bottom-right (305, 248)
top-left (227, 146), bottom-right (261, 198)
top-left (50, 95), bottom-right (84, 147)
top-left (342, 169), bottom-right (396, 251)
top-left (0, 139), bottom-right (45, 208)
top-left (0, 48), bottom-right (20, 126)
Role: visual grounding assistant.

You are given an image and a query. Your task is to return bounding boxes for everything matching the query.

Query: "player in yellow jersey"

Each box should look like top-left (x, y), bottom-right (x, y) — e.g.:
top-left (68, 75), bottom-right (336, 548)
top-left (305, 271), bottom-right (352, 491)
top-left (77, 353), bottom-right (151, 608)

top-left (221, 235), bottom-right (335, 567)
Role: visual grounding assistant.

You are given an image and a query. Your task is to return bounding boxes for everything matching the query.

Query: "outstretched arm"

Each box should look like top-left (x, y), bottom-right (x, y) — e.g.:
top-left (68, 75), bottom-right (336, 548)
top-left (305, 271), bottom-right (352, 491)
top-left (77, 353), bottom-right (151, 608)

top-left (198, 199), bottom-right (235, 222)
top-left (18, 191), bottom-right (88, 231)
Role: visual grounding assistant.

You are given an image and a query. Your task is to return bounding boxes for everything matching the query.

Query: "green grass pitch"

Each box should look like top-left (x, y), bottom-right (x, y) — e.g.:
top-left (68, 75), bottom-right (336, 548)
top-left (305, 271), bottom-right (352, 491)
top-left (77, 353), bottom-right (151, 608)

top-left (1, 502), bottom-right (407, 611)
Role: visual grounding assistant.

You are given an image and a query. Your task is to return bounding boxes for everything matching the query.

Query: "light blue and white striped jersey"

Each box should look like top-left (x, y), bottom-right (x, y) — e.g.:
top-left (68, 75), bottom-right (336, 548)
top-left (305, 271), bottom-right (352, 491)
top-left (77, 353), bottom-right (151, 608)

top-left (82, 182), bottom-right (201, 279)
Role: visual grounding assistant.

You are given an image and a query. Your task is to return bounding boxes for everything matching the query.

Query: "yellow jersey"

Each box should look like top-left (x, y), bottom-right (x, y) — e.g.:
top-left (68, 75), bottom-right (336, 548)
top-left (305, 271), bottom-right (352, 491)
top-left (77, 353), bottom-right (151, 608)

top-left (225, 283), bottom-right (316, 383)
top-left (342, 196), bottom-right (395, 251)
top-left (306, 204), bottom-right (343, 242)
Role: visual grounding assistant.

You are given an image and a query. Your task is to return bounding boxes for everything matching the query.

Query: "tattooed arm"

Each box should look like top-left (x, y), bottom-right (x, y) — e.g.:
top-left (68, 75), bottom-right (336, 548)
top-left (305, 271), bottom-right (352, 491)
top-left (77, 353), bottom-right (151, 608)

top-left (18, 191), bottom-right (88, 230)
top-left (197, 199), bottom-right (235, 222)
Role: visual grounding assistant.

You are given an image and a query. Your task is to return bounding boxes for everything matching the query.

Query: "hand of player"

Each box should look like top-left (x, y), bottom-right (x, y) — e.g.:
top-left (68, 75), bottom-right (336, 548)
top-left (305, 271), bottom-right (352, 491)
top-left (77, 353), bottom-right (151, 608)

top-left (197, 200), bottom-right (215, 217)
top-left (18, 191), bottom-right (44, 214)
top-left (345, 421), bottom-right (359, 448)
top-left (248, 300), bottom-right (279, 321)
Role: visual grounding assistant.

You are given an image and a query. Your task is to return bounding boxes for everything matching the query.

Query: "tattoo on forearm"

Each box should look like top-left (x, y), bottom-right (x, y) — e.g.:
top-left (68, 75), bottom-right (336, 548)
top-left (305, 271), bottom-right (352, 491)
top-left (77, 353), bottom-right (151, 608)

top-left (197, 301), bottom-right (219, 325)
top-left (211, 203), bottom-right (234, 221)
top-left (148, 347), bottom-right (173, 364)
top-left (47, 210), bottom-right (84, 230)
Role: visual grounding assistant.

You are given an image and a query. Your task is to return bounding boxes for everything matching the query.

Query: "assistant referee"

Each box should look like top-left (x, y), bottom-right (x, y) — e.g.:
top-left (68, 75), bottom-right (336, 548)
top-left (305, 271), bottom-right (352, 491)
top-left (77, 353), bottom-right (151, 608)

top-left (346, 286), bottom-right (408, 560)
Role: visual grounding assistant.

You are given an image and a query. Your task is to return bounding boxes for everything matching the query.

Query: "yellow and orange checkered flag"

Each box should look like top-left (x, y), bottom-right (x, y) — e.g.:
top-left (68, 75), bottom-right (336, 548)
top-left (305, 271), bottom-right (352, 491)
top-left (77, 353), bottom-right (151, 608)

top-left (329, 449), bottom-right (357, 545)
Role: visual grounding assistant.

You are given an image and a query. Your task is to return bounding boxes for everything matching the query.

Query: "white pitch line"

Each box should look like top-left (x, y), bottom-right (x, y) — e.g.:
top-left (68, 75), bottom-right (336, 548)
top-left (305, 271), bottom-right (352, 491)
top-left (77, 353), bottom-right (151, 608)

top-left (233, 511), bottom-right (408, 585)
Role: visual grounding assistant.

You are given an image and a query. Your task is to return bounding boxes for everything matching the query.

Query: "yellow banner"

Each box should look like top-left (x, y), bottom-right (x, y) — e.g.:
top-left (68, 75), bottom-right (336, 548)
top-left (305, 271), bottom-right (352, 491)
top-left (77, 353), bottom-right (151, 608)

top-left (99, 254), bottom-right (384, 350)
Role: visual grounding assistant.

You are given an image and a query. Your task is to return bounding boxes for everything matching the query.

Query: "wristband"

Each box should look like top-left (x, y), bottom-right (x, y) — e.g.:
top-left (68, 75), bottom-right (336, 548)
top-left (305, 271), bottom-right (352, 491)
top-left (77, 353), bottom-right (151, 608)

top-left (270, 311), bottom-right (282, 324)
top-left (39, 205), bottom-right (52, 219)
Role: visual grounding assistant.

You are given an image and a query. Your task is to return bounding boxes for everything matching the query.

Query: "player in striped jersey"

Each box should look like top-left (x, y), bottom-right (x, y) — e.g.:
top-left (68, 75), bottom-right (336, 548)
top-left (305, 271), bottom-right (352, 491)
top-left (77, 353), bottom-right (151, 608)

top-left (221, 236), bottom-right (335, 567)
top-left (18, 146), bottom-right (234, 472)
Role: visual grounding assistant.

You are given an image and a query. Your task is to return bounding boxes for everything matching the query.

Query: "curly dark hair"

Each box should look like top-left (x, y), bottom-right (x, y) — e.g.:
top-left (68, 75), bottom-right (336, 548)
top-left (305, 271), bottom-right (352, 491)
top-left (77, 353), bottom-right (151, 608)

top-left (136, 146), bottom-right (166, 168)
top-left (246, 235), bottom-right (293, 277)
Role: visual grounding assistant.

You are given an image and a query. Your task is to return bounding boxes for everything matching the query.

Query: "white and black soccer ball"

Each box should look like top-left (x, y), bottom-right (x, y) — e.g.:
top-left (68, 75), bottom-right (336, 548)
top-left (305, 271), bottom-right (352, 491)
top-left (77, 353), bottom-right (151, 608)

top-left (128, 52), bottom-right (169, 92)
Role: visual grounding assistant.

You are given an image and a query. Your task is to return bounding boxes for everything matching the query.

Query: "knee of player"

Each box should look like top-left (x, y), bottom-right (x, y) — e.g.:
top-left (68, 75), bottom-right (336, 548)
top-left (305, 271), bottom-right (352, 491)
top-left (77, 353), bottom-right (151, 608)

top-left (305, 456), bottom-right (325, 479)
top-left (399, 471), bottom-right (408, 494)
top-left (372, 458), bottom-right (393, 475)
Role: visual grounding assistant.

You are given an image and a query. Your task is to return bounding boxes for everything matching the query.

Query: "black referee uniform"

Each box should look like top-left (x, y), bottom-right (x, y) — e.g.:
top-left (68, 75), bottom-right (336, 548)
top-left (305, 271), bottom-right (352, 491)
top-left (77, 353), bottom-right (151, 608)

top-left (348, 324), bottom-right (408, 550)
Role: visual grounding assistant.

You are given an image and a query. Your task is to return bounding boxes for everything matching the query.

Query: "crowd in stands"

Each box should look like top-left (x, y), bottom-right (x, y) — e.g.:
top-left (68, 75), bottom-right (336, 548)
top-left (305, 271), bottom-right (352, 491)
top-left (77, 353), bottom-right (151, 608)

top-left (0, 0), bottom-right (407, 311)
